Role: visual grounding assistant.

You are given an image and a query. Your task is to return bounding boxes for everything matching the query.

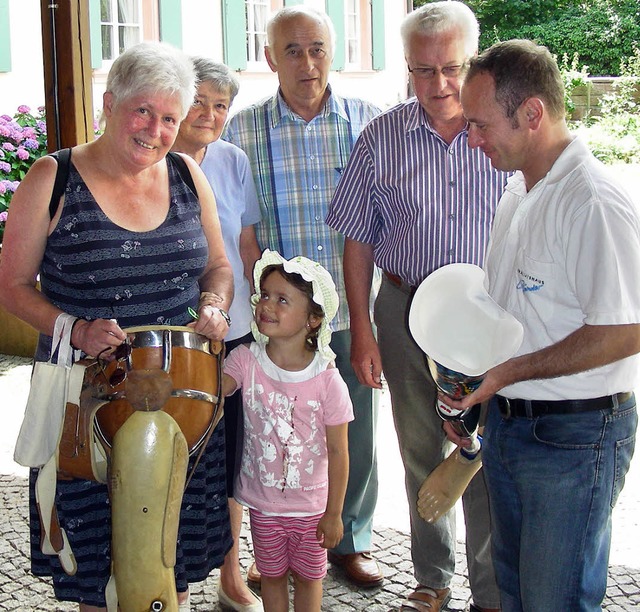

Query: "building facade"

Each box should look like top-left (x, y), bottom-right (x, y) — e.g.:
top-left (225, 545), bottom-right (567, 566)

top-left (0, 0), bottom-right (410, 119)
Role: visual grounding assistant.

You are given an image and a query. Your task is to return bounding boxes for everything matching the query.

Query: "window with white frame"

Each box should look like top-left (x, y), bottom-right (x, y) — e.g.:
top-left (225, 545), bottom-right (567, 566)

top-left (345, 0), bottom-right (361, 67)
top-left (246, 0), bottom-right (269, 65)
top-left (335, 0), bottom-right (374, 72)
top-left (222, 0), bottom-right (383, 73)
top-left (101, 0), bottom-right (142, 61)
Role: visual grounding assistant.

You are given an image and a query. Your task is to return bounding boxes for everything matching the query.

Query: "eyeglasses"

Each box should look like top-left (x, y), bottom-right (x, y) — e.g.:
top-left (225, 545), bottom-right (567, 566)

top-left (98, 342), bottom-right (132, 387)
top-left (408, 64), bottom-right (465, 80)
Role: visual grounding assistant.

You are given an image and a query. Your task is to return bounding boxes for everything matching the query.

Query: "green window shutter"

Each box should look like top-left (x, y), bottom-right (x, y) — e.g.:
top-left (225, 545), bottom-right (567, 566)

top-left (0, 0), bottom-right (11, 73)
top-left (88, 0), bottom-right (102, 70)
top-left (325, 0), bottom-right (344, 71)
top-left (222, 0), bottom-right (247, 71)
top-left (159, 0), bottom-right (183, 48)
top-left (284, 0), bottom-right (304, 5)
top-left (371, 0), bottom-right (385, 70)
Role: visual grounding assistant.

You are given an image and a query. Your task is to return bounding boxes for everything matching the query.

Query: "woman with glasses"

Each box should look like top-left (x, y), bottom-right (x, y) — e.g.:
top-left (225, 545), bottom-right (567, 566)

top-left (0, 42), bottom-right (233, 611)
top-left (172, 57), bottom-right (263, 612)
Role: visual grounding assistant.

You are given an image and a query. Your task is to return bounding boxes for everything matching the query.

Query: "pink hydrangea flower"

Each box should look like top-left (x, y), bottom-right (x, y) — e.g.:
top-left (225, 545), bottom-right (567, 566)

top-left (17, 147), bottom-right (29, 161)
top-left (0, 211), bottom-right (8, 223)
top-left (17, 105), bottom-right (31, 114)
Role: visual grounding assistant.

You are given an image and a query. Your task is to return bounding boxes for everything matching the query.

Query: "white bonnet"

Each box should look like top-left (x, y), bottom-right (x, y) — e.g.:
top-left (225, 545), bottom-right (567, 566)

top-left (251, 249), bottom-right (339, 360)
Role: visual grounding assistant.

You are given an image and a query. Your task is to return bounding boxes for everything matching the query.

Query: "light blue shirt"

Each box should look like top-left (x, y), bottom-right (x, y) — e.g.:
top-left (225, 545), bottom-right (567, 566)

top-left (200, 139), bottom-right (261, 341)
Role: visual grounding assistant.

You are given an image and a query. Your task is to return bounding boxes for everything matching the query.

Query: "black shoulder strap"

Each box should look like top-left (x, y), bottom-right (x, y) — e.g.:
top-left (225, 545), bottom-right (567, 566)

top-left (48, 148), bottom-right (72, 220)
top-left (47, 150), bottom-right (198, 220)
top-left (167, 151), bottom-right (198, 199)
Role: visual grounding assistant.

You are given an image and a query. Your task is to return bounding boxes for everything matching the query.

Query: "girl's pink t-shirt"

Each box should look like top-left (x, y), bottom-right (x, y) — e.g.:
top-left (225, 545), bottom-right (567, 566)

top-left (224, 343), bottom-right (354, 516)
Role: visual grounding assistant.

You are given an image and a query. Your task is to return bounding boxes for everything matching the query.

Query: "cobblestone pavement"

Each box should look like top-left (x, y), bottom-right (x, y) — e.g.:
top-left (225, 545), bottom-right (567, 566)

top-left (1, 353), bottom-right (639, 611)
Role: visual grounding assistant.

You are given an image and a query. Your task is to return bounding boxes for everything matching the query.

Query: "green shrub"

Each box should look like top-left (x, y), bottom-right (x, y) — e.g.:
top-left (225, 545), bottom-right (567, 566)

top-left (575, 46), bottom-right (640, 163)
top-left (599, 46), bottom-right (640, 116)
top-left (413, 0), bottom-right (640, 77)
top-left (499, 1), bottom-right (640, 77)
top-left (558, 53), bottom-right (590, 119)
top-left (573, 116), bottom-right (640, 164)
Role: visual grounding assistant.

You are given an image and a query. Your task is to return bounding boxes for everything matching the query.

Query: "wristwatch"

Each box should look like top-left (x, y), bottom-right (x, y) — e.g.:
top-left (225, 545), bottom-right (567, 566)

top-left (215, 308), bottom-right (232, 327)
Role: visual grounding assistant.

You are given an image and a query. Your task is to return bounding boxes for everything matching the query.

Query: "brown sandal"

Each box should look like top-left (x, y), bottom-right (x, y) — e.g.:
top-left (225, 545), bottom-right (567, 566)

top-left (399, 586), bottom-right (451, 611)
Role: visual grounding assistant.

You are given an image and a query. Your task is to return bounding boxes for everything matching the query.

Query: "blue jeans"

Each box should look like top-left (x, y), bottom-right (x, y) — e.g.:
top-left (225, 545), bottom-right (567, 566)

top-left (483, 394), bottom-right (637, 612)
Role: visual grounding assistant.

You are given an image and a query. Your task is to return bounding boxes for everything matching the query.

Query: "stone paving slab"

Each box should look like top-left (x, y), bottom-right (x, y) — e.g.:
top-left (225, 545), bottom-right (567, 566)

top-left (1, 354), bottom-right (639, 610)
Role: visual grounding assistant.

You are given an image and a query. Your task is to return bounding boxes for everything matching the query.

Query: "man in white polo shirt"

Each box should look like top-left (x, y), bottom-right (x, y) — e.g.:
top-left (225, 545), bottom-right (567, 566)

top-left (448, 39), bottom-right (640, 611)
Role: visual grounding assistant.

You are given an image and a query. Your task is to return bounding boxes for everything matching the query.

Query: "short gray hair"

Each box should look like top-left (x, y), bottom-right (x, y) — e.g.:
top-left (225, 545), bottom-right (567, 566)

top-left (191, 57), bottom-right (240, 104)
top-left (266, 6), bottom-right (336, 60)
top-left (105, 42), bottom-right (196, 119)
top-left (401, 1), bottom-right (479, 58)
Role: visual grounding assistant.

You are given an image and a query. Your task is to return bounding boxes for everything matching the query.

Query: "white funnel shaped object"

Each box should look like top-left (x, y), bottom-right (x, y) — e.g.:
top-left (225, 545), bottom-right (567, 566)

top-left (408, 264), bottom-right (523, 377)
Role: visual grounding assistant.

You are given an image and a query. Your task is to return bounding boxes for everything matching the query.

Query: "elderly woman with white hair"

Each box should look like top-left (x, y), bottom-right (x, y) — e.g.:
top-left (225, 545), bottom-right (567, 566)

top-left (0, 42), bottom-right (233, 610)
top-left (172, 56), bottom-right (263, 612)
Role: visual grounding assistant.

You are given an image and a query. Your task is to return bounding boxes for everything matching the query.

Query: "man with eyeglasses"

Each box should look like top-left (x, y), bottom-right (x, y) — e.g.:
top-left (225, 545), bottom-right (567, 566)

top-left (326, 3), bottom-right (508, 611)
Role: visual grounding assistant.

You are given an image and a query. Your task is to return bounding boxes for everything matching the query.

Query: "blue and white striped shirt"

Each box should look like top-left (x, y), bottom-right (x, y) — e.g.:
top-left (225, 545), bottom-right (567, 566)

top-left (224, 88), bottom-right (380, 330)
top-left (326, 98), bottom-right (510, 286)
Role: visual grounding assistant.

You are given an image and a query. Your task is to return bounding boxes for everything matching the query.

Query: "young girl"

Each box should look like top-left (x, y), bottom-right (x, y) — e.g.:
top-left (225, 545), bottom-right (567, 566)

top-left (222, 249), bottom-right (353, 612)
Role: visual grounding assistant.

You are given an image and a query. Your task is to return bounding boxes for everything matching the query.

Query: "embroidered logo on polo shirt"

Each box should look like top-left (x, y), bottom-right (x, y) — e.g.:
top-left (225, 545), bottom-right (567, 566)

top-left (516, 268), bottom-right (544, 293)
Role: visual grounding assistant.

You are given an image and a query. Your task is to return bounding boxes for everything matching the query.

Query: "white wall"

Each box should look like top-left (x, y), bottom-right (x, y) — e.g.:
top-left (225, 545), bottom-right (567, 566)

top-left (0, 1), bottom-right (47, 113)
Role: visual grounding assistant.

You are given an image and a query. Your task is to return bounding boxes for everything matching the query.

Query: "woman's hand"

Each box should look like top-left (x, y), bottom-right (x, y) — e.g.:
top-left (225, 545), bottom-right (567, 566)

top-left (190, 305), bottom-right (230, 342)
top-left (72, 318), bottom-right (127, 358)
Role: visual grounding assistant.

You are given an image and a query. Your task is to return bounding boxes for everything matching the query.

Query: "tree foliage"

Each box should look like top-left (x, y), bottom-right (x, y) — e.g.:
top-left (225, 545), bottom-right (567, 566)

top-left (467, 0), bottom-right (579, 31)
top-left (412, 0), bottom-right (640, 76)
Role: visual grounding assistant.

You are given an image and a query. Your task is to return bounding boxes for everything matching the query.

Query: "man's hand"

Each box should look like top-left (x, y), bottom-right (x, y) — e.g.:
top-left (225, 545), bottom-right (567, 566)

top-left (343, 238), bottom-right (383, 388)
top-left (441, 420), bottom-right (474, 448)
top-left (350, 331), bottom-right (383, 389)
top-left (439, 365), bottom-right (505, 412)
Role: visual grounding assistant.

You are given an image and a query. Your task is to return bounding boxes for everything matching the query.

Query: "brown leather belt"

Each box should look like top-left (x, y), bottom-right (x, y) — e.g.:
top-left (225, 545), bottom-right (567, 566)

top-left (383, 271), bottom-right (416, 293)
top-left (496, 392), bottom-right (633, 419)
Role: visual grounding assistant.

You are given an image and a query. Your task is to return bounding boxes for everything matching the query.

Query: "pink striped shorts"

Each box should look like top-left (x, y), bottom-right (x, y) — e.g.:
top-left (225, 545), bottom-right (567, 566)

top-left (249, 509), bottom-right (327, 580)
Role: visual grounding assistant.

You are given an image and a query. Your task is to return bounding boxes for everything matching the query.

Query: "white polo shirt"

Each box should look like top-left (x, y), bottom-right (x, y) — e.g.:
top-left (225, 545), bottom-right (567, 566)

top-left (485, 136), bottom-right (640, 400)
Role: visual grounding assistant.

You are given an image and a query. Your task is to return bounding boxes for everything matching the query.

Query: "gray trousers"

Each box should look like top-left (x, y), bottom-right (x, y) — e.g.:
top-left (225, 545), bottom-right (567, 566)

top-left (375, 277), bottom-right (500, 608)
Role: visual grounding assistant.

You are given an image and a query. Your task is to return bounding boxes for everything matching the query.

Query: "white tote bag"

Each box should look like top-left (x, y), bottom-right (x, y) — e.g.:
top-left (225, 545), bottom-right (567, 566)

top-left (13, 313), bottom-right (79, 468)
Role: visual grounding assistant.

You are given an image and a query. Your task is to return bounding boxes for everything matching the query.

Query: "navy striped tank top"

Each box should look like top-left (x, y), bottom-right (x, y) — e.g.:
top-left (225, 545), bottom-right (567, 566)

top-left (40, 154), bottom-right (208, 335)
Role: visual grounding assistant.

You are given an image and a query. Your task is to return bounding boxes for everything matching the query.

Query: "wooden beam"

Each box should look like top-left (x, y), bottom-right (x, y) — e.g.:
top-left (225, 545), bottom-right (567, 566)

top-left (40, 0), bottom-right (95, 151)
